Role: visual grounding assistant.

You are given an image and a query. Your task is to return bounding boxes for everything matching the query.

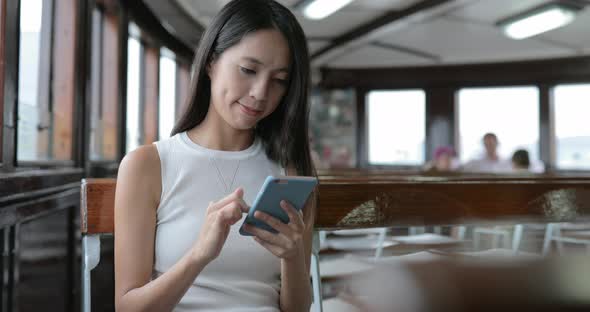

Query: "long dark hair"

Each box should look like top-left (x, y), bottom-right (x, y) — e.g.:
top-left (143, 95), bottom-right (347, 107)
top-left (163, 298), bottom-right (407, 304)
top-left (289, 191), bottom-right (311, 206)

top-left (171, 0), bottom-right (314, 179)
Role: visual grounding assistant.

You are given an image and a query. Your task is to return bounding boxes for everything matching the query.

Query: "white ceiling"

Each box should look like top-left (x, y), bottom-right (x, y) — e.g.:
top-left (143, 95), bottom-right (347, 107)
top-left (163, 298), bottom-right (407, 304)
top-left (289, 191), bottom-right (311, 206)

top-left (174, 0), bottom-right (590, 69)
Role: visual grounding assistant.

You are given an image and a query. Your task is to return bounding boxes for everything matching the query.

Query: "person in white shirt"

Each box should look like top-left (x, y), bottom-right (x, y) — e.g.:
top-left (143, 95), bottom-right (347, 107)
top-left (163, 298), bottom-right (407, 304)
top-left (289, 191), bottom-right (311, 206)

top-left (113, 1), bottom-right (316, 311)
top-left (462, 133), bottom-right (512, 173)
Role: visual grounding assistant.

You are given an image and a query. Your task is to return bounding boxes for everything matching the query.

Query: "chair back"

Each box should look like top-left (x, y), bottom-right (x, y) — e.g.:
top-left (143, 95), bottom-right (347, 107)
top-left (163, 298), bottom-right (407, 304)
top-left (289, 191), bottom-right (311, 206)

top-left (81, 178), bottom-right (117, 235)
top-left (80, 178), bottom-right (116, 312)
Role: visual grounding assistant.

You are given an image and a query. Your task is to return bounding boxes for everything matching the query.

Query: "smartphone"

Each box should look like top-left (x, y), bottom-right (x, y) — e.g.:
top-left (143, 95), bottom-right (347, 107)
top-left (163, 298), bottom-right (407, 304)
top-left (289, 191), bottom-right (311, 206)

top-left (239, 176), bottom-right (318, 236)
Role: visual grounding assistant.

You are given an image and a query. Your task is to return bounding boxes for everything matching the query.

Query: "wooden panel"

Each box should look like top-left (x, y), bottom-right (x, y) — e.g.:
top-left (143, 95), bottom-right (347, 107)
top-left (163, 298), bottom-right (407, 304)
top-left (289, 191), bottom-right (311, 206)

top-left (81, 178), bottom-right (116, 234)
top-left (143, 46), bottom-right (159, 144)
top-left (52, 0), bottom-right (78, 160)
top-left (101, 14), bottom-right (119, 160)
top-left (316, 177), bottom-right (590, 229)
top-left (80, 175), bottom-right (590, 234)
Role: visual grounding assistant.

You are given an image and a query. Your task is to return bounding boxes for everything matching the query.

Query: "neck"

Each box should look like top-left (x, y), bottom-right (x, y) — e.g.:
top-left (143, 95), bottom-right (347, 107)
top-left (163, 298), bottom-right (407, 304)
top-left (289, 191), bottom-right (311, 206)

top-left (187, 108), bottom-right (254, 151)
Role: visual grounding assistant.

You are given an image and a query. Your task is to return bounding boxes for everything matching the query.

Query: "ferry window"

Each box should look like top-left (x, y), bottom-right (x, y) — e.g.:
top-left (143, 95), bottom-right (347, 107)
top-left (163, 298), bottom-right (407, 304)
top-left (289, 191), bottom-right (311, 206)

top-left (367, 90), bottom-right (425, 166)
top-left (97, 13), bottom-right (122, 160)
top-left (309, 89), bottom-right (357, 169)
top-left (158, 51), bottom-right (177, 140)
top-left (554, 84), bottom-right (590, 170)
top-left (89, 8), bottom-right (104, 160)
top-left (18, 0), bottom-right (51, 161)
top-left (126, 36), bottom-right (142, 153)
top-left (457, 86), bottom-right (540, 167)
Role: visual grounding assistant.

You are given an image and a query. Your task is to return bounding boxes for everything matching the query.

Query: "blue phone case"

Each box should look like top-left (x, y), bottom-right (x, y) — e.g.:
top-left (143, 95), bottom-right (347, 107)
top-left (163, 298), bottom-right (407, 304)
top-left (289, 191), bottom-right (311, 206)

top-left (239, 176), bottom-right (317, 236)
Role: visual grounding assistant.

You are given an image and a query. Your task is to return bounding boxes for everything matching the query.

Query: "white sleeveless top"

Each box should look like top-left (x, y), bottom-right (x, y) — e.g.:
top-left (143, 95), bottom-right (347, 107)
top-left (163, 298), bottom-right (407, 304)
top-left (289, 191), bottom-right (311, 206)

top-left (153, 132), bottom-right (284, 312)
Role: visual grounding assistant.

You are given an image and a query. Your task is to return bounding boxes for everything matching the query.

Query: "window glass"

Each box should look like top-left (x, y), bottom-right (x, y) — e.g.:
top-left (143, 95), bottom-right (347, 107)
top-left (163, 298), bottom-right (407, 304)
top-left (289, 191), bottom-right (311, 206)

top-left (554, 84), bottom-right (590, 170)
top-left (125, 37), bottom-right (141, 153)
top-left (367, 90), bottom-right (425, 165)
top-left (457, 87), bottom-right (540, 170)
top-left (18, 0), bottom-right (50, 161)
top-left (158, 52), bottom-right (176, 140)
top-left (89, 8), bottom-right (103, 160)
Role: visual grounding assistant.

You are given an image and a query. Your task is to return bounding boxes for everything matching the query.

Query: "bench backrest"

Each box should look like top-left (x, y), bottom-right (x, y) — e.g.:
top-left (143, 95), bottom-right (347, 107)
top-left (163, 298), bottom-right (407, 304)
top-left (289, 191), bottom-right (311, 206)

top-left (81, 176), bottom-right (590, 234)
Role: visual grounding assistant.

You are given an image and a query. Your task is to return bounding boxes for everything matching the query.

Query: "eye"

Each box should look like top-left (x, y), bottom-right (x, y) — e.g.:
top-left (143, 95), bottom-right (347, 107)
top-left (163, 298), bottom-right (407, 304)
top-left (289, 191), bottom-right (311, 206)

top-left (274, 78), bottom-right (288, 87)
top-left (240, 66), bottom-right (256, 75)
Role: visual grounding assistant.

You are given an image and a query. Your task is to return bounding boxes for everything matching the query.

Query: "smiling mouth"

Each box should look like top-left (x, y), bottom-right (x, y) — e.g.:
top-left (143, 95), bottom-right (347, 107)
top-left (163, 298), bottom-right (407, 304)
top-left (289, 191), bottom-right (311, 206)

top-left (238, 103), bottom-right (263, 116)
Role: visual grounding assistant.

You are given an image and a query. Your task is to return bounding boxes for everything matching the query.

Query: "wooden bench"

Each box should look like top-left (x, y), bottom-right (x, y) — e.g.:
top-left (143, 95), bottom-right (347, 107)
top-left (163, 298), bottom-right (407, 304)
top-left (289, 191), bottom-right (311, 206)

top-left (81, 175), bottom-right (590, 312)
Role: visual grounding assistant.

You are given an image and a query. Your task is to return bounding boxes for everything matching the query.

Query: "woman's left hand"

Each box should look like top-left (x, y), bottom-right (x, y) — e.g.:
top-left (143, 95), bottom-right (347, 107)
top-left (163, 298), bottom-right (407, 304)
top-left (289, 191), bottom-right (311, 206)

top-left (243, 200), bottom-right (305, 261)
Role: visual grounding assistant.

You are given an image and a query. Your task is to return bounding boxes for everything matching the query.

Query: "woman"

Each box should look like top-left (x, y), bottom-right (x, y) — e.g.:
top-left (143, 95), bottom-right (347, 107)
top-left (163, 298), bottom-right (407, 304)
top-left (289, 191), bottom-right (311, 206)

top-left (114, 0), bottom-right (315, 311)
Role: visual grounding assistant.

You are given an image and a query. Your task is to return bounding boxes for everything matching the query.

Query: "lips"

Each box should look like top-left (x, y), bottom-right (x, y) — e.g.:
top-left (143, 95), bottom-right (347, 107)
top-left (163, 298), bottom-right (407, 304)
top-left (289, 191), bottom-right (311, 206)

top-left (238, 103), bottom-right (263, 117)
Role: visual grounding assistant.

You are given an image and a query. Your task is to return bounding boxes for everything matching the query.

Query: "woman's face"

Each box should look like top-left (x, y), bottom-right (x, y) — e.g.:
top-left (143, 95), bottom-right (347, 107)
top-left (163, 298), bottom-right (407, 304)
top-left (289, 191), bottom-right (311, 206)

top-left (207, 29), bottom-right (290, 130)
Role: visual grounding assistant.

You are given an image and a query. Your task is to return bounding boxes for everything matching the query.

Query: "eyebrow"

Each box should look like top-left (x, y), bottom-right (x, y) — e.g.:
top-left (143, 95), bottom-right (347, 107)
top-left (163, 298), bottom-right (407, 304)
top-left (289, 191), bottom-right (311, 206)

top-left (242, 57), bottom-right (289, 74)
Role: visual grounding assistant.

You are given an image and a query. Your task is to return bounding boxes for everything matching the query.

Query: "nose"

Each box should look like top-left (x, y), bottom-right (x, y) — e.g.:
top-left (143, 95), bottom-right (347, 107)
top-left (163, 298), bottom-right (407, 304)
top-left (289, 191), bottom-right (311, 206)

top-left (250, 77), bottom-right (270, 102)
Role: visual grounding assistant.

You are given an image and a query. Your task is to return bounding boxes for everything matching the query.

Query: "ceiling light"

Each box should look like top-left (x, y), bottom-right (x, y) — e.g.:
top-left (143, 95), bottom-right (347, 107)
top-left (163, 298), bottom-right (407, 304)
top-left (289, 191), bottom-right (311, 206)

top-left (302, 0), bottom-right (355, 20)
top-left (497, 2), bottom-right (583, 40)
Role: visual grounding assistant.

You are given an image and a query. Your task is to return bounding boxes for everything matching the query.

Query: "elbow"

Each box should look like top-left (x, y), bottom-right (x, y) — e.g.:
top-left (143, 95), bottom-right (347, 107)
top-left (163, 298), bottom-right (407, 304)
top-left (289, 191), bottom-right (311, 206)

top-left (115, 292), bottom-right (147, 312)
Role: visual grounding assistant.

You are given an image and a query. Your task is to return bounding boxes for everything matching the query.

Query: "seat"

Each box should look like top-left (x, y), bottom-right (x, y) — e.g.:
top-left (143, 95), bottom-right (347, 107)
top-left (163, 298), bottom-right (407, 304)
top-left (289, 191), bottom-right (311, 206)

top-left (80, 178), bottom-right (327, 312)
top-left (542, 222), bottom-right (590, 255)
top-left (80, 179), bottom-right (116, 312)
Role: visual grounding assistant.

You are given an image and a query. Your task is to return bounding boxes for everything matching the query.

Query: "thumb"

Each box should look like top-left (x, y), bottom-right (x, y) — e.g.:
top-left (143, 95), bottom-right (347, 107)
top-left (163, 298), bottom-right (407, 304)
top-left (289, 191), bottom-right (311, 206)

top-left (233, 187), bottom-right (244, 198)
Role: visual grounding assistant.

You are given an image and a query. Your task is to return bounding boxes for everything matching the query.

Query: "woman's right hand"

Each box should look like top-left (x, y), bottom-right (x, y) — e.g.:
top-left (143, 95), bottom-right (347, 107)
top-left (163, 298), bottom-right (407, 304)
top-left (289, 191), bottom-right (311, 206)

top-left (191, 187), bottom-right (249, 264)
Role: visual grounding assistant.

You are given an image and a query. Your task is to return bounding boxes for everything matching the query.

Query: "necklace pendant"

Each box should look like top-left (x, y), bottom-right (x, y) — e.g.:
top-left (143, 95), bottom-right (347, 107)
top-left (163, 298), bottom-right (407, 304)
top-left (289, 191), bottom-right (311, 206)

top-left (209, 157), bottom-right (241, 195)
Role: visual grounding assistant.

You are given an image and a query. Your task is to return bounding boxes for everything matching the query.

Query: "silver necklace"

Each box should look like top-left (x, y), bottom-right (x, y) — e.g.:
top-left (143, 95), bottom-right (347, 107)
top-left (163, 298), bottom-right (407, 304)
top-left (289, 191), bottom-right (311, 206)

top-left (209, 157), bottom-right (241, 194)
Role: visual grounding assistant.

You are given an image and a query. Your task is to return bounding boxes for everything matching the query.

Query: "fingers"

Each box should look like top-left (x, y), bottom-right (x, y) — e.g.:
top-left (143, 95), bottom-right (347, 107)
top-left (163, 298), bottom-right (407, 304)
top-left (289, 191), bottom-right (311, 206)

top-left (244, 222), bottom-right (301, 253)
top-left (279, 200), bottom-right (304, 227)
top-left (217, 202), bottom-right (244, 225)
top-left (244, 223), bottom-right (288, 246)
top-left (253, 236), bottom-right (287, 258)
top-left (209, 187), bottom-right (247, 212)
top-left (253, 210), bottom-right (292, 235)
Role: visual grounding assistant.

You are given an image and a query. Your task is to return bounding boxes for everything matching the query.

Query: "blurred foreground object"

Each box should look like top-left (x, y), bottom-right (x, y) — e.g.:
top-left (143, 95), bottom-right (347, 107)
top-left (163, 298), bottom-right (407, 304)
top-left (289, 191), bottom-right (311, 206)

top-left (339, 255), bottom-right (590, 312)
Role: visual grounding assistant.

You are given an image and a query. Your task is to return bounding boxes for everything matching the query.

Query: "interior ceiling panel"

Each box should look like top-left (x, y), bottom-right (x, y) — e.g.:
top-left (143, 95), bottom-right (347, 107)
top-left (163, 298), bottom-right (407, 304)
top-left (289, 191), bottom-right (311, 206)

top-left (167, 0), bottom-right (590, 69)
top-left (537, 8), bottom-right (590, 51)
top-left (294, 10), bottom-right (382, 38)
top-left (378, 17), bottom-right (573, 65)
top-left (449, 0), bottom-right (547, 23)
top-left (308, 40), bottom-right (331, 54)
top-left (327, 45), bottom-right (434, 68)
top-left (348, 0), bottom-right (422, 11)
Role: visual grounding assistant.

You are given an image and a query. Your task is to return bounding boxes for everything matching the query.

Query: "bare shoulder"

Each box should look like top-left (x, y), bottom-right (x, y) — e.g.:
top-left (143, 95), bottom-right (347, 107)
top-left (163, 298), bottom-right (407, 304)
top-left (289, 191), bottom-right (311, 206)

top-left (117, 145), bottom-right (162, 206)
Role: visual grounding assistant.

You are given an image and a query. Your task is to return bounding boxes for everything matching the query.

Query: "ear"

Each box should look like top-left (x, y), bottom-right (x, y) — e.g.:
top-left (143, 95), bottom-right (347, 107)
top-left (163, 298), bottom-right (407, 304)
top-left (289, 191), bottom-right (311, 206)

top-left (206, 62), bottom-right (213, 78)
top-left (206, 56), bottom-right (217, 78)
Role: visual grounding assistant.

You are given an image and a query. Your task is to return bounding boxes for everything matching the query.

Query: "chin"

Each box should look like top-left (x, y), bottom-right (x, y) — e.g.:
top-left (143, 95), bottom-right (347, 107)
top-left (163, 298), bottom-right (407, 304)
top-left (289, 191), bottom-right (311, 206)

top-left (231, 119), bottom-right (257, 131)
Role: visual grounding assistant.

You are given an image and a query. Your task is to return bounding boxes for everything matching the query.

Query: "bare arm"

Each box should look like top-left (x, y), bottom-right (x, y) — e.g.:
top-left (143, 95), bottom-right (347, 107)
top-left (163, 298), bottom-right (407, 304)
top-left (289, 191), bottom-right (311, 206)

top-left (278, 196), bottom-right (315, 312)
top-left (242, 176), bottom-right (316, 312)
top-left (114, 146), bottom-right (248, 312)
